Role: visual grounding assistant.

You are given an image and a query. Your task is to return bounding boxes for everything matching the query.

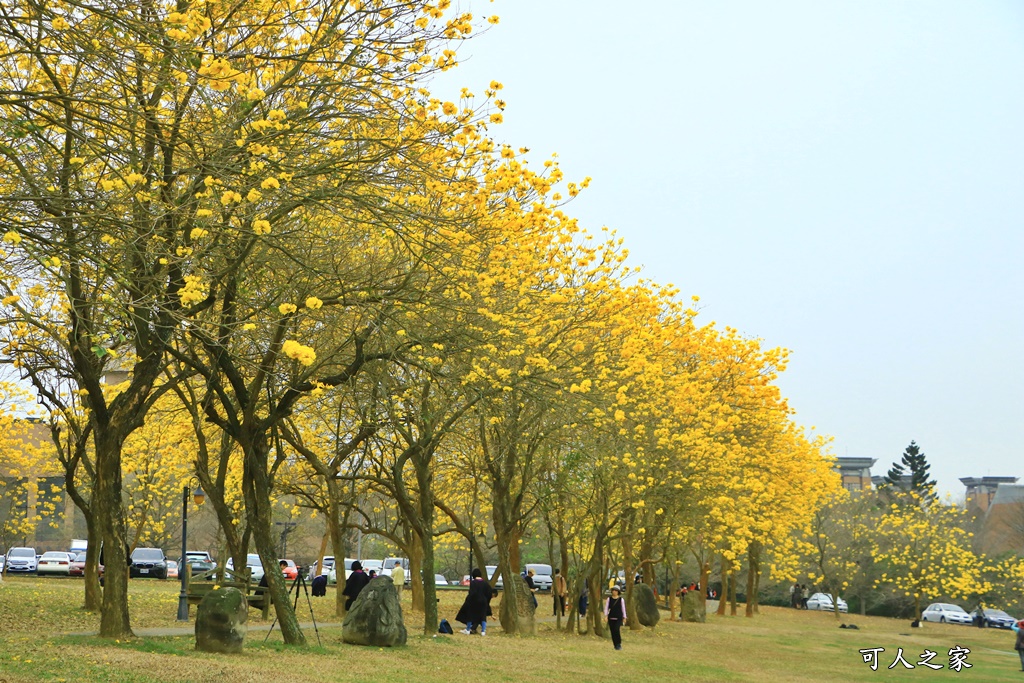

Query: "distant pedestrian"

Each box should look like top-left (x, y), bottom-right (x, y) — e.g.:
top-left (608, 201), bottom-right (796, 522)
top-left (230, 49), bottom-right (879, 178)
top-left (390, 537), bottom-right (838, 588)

top-left (790, 582), bottom-right (798, 608)
top-left (800, 584), bottom-right (809, 610)
top-left (553, 568), bottom-right (567, 616)
top-left (604, 587), bottom-right (627, 651)
top-left (391, 561), bottom-right (405, 599)
top-left (368, 569), bottom-right (377, 579)
top-left (1012, 619), bottom-right (1024, 671)
top-left (343, 561), bottom-right (370, 610)
top-left (525, 569), bottom-right (538, 608)
top-left (456, 568), bottom-right (493, 636)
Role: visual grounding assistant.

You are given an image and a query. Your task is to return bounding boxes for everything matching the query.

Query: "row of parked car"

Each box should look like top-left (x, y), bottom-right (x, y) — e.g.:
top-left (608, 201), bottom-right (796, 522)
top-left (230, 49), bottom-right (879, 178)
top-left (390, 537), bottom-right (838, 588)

top-left (5, 545), bottom-right (558, 591)
top-left (801, 592), bottom-right (1019, 629)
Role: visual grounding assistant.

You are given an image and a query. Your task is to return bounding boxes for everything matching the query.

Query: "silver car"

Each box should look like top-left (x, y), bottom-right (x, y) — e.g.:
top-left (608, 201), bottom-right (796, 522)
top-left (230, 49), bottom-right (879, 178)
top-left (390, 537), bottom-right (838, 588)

top-left (806, 592), bottom-right (848, 612)
top-left (4, 547), bottom-right (37, 573)
top-left (225, 553), bottom-right (265, 582)
top-left (921, 603), bottom-right (972, 624)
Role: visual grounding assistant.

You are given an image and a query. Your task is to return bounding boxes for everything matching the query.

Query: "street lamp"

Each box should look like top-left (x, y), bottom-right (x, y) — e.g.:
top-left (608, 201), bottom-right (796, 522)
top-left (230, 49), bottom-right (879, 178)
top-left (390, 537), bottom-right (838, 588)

top-left (176, 479), bottom-right (205, 622)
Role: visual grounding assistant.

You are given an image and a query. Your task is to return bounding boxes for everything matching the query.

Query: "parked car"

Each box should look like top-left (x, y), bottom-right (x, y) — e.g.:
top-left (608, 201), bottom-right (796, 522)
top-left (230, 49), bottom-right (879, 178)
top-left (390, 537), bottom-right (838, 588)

top-left (0, 555), bottom-right (4, 572)
top-left (69, 552), bottom-right (104, 577)
top-left (361, 559), bottom-right (384, 577)
top-left (69, 539), bottom-right (88, 556)
top-left (434, 574), bottom-right (449, 586)
top-left (36, 551), bottom-right (75, 576)
top-left (969, 608), bottom-right (1018, 629)
top-left (279, 559), bottom-right (298, 580)
top-left (130, 547), bottom-right (168, 579)
top-left (486, 565), bottom-right (503, 589)
top-left (921, 603), bottom-right (972, 625)
top-left (179, 553), bottom-right (217, 576)
top-left (4, 547), bottom-right (38, 573)
top-left (328, 558), bottom-right (358, 585)
top-left (525, 564), bottom-right (553, 591)
top-left (225, 554), bottom-right (265, 582)
top-left (805, 592), bottom-right (849, 613)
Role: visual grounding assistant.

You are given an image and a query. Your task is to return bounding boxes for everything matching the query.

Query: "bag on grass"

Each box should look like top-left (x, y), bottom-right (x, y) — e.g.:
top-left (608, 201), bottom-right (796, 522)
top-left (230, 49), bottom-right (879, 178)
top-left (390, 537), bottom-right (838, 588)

top-left (438, 618), bottom-right (454, 634)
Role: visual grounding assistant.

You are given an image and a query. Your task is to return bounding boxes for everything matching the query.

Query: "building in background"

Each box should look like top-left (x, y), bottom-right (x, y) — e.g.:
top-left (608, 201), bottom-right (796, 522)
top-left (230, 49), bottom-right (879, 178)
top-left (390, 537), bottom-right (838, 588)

top-left (834, 457), bottom-right (876, 492)
top-left (960, 476), bottom-right (1019, 514)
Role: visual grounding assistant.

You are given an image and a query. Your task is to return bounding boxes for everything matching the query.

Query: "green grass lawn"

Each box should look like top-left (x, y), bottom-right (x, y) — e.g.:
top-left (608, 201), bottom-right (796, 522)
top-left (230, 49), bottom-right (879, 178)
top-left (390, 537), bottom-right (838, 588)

top-left (1, 576), bottom-right (1021, 682)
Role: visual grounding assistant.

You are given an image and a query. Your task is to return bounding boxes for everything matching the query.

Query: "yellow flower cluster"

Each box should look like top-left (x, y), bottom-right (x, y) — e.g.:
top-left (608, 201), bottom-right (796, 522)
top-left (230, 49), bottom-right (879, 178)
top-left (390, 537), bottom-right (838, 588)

top-left (177, 275), bottom-right (206, 306)
top-left (282, 340), bottom-right (316, 366)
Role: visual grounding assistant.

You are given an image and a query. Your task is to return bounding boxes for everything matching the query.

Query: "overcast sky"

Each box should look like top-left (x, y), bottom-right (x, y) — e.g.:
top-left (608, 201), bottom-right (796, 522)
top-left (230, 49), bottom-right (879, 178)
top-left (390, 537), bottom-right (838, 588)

top-left (433, 1), bottom-right (1024, 495)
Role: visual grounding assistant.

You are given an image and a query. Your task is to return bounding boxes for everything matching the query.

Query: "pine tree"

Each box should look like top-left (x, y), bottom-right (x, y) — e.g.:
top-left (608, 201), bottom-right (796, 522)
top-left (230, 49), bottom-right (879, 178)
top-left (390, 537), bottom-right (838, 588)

top-left (882, 441), bottom-right (936, 503)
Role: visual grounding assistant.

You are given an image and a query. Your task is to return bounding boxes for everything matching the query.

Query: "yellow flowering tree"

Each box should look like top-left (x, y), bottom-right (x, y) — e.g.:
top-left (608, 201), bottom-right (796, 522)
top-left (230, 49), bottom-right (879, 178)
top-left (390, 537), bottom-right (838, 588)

top-left (873, 495), bottom-right (986, 620)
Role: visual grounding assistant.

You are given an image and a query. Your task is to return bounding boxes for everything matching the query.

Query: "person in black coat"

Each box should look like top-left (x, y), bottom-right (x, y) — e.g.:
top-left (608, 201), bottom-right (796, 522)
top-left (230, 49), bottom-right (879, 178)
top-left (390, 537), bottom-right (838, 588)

top-left (343, 561), bottom-right (371, 610)
top-left (456, 568), bottom-right (493, 635)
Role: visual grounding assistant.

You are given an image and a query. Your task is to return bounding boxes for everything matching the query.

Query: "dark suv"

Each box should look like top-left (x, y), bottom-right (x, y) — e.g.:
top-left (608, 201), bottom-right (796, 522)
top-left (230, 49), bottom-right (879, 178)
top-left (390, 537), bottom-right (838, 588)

top-left (130, 547), bottom-right (168, 579)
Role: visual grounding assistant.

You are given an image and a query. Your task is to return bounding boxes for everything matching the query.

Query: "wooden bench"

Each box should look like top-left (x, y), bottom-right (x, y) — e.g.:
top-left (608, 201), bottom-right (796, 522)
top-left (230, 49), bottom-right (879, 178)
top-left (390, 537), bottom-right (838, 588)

top-left (186, 565), bottom-right (274, 619)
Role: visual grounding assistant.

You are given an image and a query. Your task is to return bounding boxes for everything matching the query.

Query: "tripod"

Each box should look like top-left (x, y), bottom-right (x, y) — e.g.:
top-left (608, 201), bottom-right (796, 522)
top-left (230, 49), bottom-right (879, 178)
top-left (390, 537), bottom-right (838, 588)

top-left (263, 572), bottom-right (322, 647)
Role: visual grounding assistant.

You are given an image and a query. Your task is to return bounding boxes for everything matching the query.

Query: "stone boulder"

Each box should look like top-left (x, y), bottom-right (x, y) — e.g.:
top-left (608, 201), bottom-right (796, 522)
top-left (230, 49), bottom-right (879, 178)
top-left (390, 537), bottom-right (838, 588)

top-left (195, 587), bottom-right (248, 653)
top-left (499, 575), bottom-right (536, 636)
top-left (633, 583), bottom-right (660, 627)
top-left (681, 590), bottom-right (706, 623)
top-left (342, 576), bottom-right (407, 647)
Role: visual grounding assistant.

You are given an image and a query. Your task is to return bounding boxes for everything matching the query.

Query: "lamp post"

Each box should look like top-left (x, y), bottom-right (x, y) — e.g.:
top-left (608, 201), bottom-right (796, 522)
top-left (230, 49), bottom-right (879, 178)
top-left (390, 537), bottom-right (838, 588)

top-left (176, 480), bottom-right (205, 622)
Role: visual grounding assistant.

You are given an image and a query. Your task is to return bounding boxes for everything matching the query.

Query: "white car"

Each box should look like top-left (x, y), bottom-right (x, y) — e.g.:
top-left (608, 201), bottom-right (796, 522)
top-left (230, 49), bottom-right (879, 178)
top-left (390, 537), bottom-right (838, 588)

top-left (805, 592), bottom-right (848, 613)
top-left (486, 565), bottom-right (503, 589)
top-left (361, 559), bottom-right (384, 577)
top-left (435, 574), bottom-right (449, 585)
top-left (328, 558), bottom-right (359, 585)
top-left (36, 551), bottom-right (74, 576)
top-left (921, 603), bottom-right (972, 625)
top-left (4, 547), bottom-right (38, 573)
top-left (225, 553), bottom-right (265, 582)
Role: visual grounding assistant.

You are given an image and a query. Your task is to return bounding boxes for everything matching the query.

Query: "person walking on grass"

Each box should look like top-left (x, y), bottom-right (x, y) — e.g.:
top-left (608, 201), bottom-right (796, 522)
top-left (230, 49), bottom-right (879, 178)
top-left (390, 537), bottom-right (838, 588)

top-left (1012, 619), bottom-right (1024, 671)
top-left (391, 561), bottom-right (405, 599)
top-left (553, 568), bottom-right (567, 617)
top-left (457, 568), bottom-right (493, 636)
top-left (604, 586), bottom-right (627, 651)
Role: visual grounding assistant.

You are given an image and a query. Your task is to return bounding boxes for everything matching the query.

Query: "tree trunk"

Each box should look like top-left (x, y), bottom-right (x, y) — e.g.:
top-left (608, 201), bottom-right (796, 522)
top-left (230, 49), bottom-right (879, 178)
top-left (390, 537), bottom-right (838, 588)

top-left (244, 439), bottom-right (305, 646)
top-left (495, 524), bottom-right (521, 634)
top-left (409, 530), bottom-right (424, 612)
top-left (325, 478), bottom-right (349, 618)
top-left (621, 533), bottom-right (642, 631)
top-left (415, 459), bottom-right (438, 635)
top-left (745, 542), bottom-right (760, 618)
top-left (494, 488), bottom-right (524, 635)
top-left (699, 559), bottom-right (710, 613)
top-left (83, 510), bottom-right (102, 612)
top-left (715, 555), bottom-right (728, 616)
top-left (729, 568), bottom-right (738, 616)
top-left (752, 557), bottom-right (761, 615)
top-left (95, 431), bottom-right (132, 638)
